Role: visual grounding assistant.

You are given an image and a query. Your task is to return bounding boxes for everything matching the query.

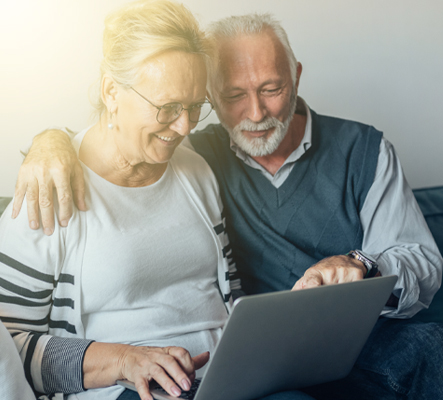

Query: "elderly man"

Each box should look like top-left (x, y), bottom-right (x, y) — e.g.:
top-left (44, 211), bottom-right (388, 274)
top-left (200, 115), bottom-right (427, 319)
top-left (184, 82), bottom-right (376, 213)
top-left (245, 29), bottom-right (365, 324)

top-left (12, 13), bottom-right (443, 400)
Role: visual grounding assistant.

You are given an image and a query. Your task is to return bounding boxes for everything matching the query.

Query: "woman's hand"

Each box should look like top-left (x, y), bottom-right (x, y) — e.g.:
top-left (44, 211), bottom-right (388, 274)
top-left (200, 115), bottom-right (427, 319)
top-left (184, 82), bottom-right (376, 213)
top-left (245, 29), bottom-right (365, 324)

top-left (121, 346), bottom-right (209, 400)
top-left (83, 342), bottom-right (209, 400)
top-left (12, 129), bottom-right (86, 235)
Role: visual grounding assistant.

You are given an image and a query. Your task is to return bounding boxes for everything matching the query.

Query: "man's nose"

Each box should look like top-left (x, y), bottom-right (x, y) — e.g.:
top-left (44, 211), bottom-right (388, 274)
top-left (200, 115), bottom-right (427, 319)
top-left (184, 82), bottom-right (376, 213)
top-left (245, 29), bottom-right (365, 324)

top-left (169, 110), bottom-right (197, 136)
top-left (245, 93), bottom-right (267, 122)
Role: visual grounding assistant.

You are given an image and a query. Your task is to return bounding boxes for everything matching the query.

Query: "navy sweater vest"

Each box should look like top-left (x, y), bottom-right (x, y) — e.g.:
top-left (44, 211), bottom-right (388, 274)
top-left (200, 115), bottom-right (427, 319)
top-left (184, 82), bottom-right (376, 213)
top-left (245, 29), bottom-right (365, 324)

top-left (190, 110), bottom-right (382, 294)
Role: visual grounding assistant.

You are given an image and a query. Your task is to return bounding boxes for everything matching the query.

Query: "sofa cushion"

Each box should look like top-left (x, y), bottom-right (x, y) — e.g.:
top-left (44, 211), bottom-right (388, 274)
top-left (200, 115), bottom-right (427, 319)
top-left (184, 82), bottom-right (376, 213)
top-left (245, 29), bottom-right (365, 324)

top-left (413, 186), bottom-right (443, 255)
top-left (0, 197), bottom-right (11, 218)
top-left (410, 186), bottom-right (443, 322)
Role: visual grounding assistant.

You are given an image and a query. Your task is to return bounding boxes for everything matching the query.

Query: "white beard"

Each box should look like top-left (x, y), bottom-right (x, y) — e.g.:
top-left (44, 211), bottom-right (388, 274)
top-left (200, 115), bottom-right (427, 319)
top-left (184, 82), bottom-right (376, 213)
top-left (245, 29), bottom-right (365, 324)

top-left (221, 94), bottom-right (297, 157)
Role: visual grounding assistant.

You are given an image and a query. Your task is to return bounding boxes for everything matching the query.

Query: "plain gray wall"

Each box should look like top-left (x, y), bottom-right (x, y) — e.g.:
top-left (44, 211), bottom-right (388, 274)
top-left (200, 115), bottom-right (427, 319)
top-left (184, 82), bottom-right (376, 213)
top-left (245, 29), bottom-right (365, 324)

top-left (1, 0), bottom-right (442, 196)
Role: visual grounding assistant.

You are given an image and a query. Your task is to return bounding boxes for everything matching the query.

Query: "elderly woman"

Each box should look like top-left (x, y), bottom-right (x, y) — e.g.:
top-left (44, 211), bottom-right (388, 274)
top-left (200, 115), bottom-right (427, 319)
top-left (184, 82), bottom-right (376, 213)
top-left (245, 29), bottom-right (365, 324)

top-left (0, 1), bottom-right (238, 399)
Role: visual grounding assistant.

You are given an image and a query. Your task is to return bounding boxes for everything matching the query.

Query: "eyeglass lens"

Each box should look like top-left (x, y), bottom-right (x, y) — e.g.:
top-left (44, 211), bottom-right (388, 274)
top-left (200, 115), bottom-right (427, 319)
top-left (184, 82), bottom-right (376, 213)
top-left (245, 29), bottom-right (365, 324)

top-left (158, 102), bottom-right (213, 124)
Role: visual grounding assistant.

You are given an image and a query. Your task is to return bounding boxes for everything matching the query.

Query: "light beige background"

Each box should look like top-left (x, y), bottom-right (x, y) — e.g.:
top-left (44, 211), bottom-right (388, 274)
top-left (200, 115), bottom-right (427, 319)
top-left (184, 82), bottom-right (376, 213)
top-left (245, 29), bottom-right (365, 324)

top-left (1, 0), bottom-right (442, 196)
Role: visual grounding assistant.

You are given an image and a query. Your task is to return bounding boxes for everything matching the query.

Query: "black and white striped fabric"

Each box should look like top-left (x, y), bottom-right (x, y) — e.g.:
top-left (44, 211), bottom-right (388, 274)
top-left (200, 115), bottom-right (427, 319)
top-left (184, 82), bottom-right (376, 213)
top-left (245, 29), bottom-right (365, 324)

top-left (0, 249), bottom-right (93, 394)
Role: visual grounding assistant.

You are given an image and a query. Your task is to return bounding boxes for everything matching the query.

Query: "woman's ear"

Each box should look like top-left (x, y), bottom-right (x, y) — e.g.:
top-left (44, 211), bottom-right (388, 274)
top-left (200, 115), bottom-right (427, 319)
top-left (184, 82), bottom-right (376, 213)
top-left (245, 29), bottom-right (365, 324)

top-left (101, 74), bottom-right (119, 113)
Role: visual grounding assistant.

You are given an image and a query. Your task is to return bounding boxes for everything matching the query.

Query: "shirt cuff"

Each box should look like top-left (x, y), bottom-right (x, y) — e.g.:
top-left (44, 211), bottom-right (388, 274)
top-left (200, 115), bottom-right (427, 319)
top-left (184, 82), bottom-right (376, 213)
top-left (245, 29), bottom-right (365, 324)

top-left (41, 336), bottom-right (94, 394)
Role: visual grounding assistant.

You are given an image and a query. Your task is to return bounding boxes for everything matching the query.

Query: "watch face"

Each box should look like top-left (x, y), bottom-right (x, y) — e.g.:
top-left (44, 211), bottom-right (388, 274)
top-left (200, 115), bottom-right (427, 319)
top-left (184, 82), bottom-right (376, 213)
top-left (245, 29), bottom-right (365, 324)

top-left (356, 250), bottom-right (377, 264)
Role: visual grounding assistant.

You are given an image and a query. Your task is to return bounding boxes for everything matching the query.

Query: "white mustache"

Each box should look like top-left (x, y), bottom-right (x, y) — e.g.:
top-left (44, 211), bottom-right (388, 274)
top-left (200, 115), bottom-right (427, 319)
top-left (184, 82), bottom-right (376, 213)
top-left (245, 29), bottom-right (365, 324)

top-left (236, 117), bottom-right (281, 132)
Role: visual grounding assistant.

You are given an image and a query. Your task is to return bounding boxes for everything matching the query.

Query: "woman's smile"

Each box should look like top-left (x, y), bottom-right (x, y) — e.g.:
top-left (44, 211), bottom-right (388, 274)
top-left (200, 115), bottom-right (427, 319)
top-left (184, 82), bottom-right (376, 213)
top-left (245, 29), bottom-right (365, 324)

top-left (155, 134), bottom-right (179, 143)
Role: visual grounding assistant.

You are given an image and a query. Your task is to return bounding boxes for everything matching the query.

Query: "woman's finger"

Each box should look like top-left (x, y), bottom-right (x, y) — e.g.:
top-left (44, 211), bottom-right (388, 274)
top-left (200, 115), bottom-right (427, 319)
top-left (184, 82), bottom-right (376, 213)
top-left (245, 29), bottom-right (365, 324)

top-left (134, 377), bottom-right (154, 400)
top-left (166, 346), bottom-right (195, 377)
top-left (146, 363), bottom-right (183, 397)
top-left (192, 351), bottom-right (210, 370)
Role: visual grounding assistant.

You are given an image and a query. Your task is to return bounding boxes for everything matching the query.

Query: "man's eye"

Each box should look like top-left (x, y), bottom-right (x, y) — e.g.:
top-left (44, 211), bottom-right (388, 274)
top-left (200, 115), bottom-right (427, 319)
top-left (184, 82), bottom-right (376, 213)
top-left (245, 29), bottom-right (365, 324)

top-left (224, 94), bottom-right (244, 101)
top-left (263, 88), bottom-right (280, 95)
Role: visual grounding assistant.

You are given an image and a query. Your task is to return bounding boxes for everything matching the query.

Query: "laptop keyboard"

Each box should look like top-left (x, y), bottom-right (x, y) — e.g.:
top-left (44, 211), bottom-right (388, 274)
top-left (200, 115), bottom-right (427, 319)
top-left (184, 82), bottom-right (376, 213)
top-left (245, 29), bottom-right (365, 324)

top-left (151, 379), bottom-right (201, 399)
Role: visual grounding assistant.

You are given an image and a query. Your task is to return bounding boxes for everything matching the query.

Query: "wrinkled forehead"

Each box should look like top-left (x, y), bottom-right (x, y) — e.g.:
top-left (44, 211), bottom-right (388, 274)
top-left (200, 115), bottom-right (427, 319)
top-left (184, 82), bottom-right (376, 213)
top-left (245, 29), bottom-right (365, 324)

top-left (214, 30), bottom-right (291, 89)
top-left (137, 51), bottom-right (207, 103)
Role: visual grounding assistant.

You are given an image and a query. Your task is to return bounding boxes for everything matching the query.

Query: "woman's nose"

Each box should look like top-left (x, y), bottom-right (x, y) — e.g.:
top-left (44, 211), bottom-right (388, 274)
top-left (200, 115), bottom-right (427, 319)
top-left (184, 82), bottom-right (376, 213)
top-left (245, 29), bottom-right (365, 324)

top-left (169, 110), bottom-right (197, 136)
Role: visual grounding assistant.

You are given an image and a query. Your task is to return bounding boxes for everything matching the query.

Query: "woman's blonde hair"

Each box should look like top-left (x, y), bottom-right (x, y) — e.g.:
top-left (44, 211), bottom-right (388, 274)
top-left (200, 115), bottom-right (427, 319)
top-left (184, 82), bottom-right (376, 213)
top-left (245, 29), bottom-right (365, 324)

top-left (93, 0), bottom-right (210, 115)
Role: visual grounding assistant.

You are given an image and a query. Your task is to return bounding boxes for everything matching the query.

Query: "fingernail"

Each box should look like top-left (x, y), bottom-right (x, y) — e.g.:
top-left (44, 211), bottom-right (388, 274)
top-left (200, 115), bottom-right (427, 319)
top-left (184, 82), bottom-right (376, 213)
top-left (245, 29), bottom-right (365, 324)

top-left (30, 221), bottom-right (38, 229)
top-left (44, 227), bottom-right (54, 236)
top-left (60, 220), bottom-right (69, 227)
top-left (171, 385), bottom-right (181, 396)
top-left (181, 378), bottom-right (191, 391)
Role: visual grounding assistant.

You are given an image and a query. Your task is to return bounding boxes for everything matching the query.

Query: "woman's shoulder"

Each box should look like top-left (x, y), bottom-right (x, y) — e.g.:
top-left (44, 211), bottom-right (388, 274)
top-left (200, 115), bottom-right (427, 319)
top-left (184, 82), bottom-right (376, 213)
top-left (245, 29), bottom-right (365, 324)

top-left (171, 144), bottom-right (216, 179)
top-left (170, 145), bottom-right (223, 214)
top-left (0, 196), bottom-right (83, 277)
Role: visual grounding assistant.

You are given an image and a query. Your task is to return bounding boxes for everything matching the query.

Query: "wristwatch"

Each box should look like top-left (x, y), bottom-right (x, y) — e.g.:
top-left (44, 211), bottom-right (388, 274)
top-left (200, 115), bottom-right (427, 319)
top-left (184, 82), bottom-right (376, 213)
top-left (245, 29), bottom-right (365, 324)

top-left (346, 250), bottom-right (379, 278)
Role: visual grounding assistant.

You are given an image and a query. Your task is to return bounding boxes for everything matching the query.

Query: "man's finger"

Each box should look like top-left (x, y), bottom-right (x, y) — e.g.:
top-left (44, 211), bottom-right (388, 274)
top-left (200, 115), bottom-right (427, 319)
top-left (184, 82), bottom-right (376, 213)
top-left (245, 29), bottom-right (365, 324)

top-left (39, 183), bottom-right (55, 236)
top-left (12, 178), bottom-right (27, 220)
top-left (53, 171), bottom-right (73, 227)
top-left (25, 179), bottom-right (40, 230)
top-left (72, 164), bottom-right (87, 211)
top-left (293, 273), bottom-right (323, 290)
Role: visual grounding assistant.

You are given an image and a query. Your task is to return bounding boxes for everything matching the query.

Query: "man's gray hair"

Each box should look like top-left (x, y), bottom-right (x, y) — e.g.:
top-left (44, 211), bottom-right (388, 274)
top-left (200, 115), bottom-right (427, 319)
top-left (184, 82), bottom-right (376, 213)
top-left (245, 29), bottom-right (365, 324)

top-left (206, 13), bottom-right (298, 98)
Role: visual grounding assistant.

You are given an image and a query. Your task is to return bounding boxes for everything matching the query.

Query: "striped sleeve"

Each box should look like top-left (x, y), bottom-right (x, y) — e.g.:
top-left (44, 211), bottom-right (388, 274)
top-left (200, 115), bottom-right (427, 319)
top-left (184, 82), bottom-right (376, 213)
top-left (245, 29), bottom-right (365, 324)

top-left (0, 250), bottom-right (55, 393)
top-left (214, 213), bottom-right (242, 297)
top-left (0, 200), bottom-right (92, 394)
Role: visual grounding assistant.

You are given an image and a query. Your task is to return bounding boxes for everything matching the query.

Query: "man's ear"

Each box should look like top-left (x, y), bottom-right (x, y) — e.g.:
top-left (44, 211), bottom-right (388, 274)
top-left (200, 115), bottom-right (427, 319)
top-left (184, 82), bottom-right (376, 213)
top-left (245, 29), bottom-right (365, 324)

top-left (295, 62), bottom-right (303, 91)
top-left (101, 74), bottom-right (119, 113)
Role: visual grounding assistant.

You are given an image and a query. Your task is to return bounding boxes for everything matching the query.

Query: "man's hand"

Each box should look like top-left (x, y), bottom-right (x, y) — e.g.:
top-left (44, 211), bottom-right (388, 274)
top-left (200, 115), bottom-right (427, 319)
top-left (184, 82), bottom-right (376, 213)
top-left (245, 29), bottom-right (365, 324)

top-left (292, 255), bottom-right (367, 290)
top-left (12, 129), bottom-right (86, 235)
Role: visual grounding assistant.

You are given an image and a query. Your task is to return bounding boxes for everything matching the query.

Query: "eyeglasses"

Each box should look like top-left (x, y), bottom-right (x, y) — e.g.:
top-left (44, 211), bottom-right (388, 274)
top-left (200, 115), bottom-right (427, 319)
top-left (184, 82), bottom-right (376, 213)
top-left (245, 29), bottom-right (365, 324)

top-left (130, 87), bottom-right (213, 124)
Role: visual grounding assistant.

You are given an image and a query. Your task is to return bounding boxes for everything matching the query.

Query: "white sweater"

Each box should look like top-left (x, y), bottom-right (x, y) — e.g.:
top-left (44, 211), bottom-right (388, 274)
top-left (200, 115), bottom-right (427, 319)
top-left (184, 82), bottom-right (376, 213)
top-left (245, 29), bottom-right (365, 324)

top-left (0, 131), bottom-right (239, 398)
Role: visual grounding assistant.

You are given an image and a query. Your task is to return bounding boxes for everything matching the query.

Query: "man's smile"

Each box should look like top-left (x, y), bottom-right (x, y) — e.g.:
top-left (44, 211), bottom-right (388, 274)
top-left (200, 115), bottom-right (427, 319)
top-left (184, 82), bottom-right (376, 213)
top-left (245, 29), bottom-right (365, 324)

top-left (242, 127), bottom-right (275, 138)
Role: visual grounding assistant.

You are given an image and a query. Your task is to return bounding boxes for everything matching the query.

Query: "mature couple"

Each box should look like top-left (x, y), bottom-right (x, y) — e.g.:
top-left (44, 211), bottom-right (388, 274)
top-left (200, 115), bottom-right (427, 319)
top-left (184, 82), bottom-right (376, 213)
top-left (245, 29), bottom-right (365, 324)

top-left (1, 0), bottom-right (442, 399)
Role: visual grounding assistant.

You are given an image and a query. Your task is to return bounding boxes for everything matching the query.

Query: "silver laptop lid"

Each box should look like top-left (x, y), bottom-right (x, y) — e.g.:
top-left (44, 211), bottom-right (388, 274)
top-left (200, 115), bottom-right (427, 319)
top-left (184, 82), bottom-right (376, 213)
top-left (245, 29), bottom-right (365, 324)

top-left (119, 275), bottom-right (397, 400)
top-left (194, 275), bottom-right (397, 400)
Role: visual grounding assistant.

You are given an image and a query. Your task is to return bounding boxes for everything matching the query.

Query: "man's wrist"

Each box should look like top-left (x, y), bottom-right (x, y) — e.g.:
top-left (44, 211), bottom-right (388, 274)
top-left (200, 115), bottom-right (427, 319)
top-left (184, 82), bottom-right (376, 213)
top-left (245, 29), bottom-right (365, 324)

top-left (33, 129), bottom-right (71, 146)
top-left (346, 250), bottom-right (379, 278)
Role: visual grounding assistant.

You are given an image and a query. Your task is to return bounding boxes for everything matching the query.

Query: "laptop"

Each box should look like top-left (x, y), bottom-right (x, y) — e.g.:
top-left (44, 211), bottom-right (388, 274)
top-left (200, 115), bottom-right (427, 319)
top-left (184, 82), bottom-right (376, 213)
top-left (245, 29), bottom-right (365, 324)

top-left (117, 275), bottom-right (397, 400)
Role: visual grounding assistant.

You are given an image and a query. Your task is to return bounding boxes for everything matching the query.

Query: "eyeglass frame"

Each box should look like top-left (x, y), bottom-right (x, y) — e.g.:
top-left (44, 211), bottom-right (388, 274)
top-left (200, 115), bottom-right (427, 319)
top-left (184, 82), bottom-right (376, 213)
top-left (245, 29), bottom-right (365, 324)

top-left (130, 87), bottom-right (213, 124)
